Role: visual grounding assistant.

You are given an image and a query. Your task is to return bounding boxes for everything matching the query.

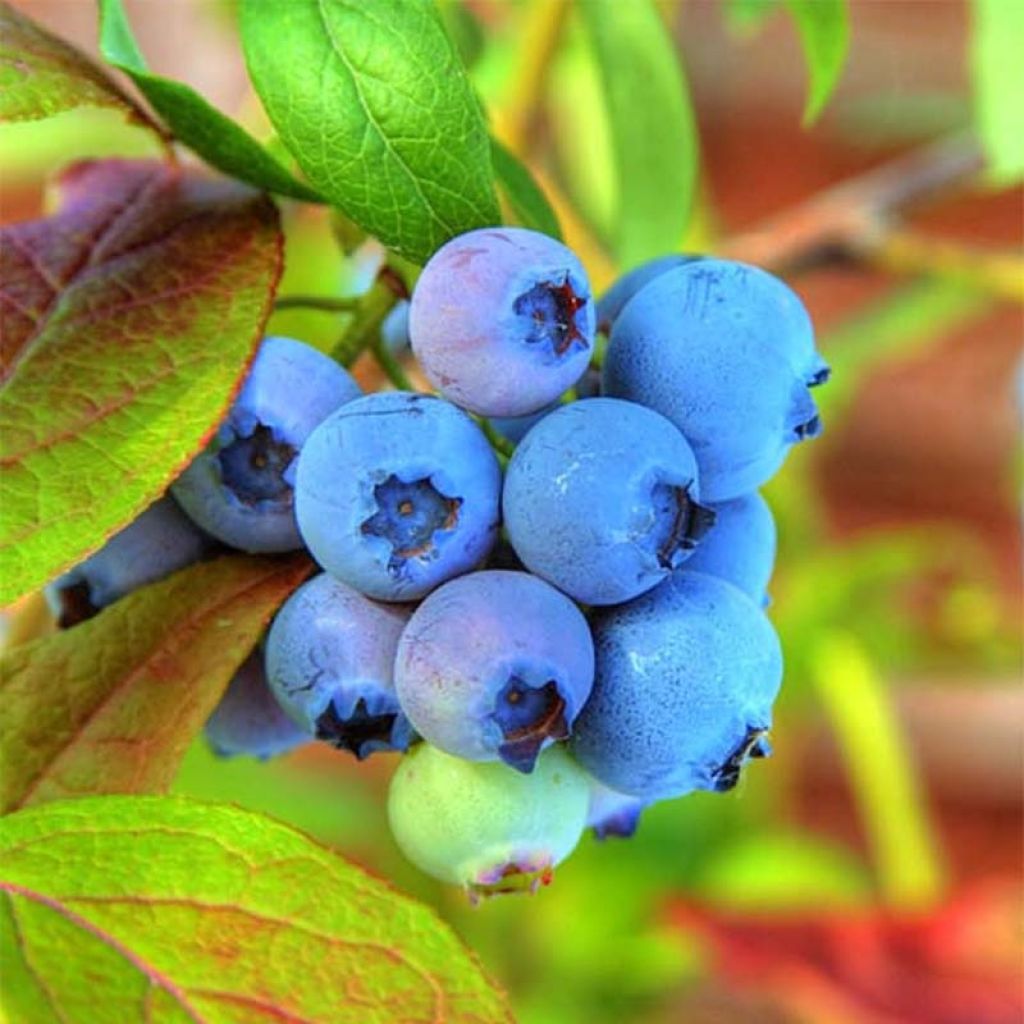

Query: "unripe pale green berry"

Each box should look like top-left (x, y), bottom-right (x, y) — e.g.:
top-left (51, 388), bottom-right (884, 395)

top-left (387, 743), bottom-right (589, 897)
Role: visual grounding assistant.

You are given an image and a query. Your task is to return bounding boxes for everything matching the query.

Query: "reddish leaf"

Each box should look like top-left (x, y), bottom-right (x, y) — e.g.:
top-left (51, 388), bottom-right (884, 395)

top-left (0, 1), bottom-right (157, 130)
top-left (0, 553), bottom-right (313, 813)
top-left (0, 160), bottom-right (282, 605)
top-left (672, 883), bottom-right (1024, 1024)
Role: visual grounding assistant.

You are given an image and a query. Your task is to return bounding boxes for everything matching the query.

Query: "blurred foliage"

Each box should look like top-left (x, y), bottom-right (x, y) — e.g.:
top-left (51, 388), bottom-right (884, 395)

top-left (971, 0), bottom-right (1024, 183)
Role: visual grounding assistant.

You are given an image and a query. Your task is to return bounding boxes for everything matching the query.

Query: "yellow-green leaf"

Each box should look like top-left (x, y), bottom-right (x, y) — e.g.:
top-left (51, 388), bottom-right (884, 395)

top-left (239, 0), bottom-right (500, 264)
top-left (97, 0), bottom-right (321, 201)
top-left (578, 0), bottom-right (699, 268)
top-left (0, 553), bottom-right (312, 813)
top-left (784, 0), bottom-right (850, 125)
top-left (0, 1), bottom-right (156, 131)
top-left (0, 796), bottom-right (514, 1023)
top-left (0, 160), bottom-right (282, 605)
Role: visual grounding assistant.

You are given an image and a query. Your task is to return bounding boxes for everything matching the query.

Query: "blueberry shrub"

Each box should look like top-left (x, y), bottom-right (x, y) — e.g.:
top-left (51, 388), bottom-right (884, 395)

top-left (2, 1), bottom-right (1019, 1021)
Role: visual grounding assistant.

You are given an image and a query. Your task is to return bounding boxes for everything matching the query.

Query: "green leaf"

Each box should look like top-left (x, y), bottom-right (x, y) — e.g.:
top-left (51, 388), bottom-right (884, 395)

top-left (784, 0), bottom-right (850, 124)
top-left (723, 0), bottom-right (781, 35)
top-left (239, 0), bottom-right (501, 264)
top-left (722, 0), bottom-right (849, 122)
top-left (0, 0), bottom-right (155, 130)
top-left (490, 136), bottom-right (562, 238)
top-left (97, 0), bottom-right (320, 201)
top-left (811, 632), bottom-right (946, 909)
top-left (971, 0), bottom-right (1024, 182)
top-left (436, 0), bottom-right (485, 68)
top-left (0, 796), bottom-right (514, 1023)
top-left (578, 0), bottom-right (698, 269)
top-left (0, 160), bottom-right (282, 605)
top-left (0, 554), bottom-right (312, 813)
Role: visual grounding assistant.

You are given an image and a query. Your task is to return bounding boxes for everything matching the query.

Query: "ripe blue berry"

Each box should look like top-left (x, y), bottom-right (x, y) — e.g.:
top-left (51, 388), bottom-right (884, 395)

top-left (173, 336), bottom-right (362, 552)
top-left (489, 402), bottom-right (557, 445)
top-left (409, 227), bottom-right (596, 416)
top-left (295, 392), bottom-right (501, 601)
top-left (394, 570), bottom-right (594, 772)
top-left (596, 253), bottom-right (699, 333)
top-left (387, 743), bottom-right (590, 895)
top-left (46, 496), bottom-right (211, 626)
top-left (265, 573), bottom-right (413, 758)
top-left (204, 650), bottom-right (310, 760)
top-left (586, 779), bottom-right (646, 840)
top-left (380, 299), bottom-right (410, 353)
top-left (570, 571), bottom-right (781, 800)
top-left (603, 262), bottom-right (825, 500)
top-left (503, 398), bottom-right (715, 605)
top-left (683, 492), bottom-right (776, 604)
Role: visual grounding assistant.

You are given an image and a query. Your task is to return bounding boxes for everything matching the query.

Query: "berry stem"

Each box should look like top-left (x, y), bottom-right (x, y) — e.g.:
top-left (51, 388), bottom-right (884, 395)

top-left (330, 277), bottom-right (401, 368)
top-left (273, 295), bottom-right (361, 313)
top-left (370, 336), bottom-right (415, 392)
top-left (476, 418), bottom-right (515, 465)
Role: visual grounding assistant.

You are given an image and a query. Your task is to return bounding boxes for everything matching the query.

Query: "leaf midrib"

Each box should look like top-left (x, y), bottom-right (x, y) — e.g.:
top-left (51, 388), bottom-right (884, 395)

top-left (313, 0), bottom-right (452, 239)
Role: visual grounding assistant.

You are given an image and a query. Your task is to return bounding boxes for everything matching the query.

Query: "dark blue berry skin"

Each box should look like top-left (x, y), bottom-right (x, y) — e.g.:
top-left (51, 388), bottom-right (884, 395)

top-left (570, 571), bottom-right (782, 800)
top-left (490, 402), bottom-right (558, 445)
top-left (603, 262), bottom-right (825, 501)
top-left (595, 254), bottom-right (699, 333)
top-left (409, 227), bottom-right (596, 417)
top-left (172, 336), bottom-right (362, 553)
top-left (394, 571), bottom-right (594, 773)
top-left (502, 398), bottom-right (715, 606)
top-left (46, 497), bottom-right (211, 627)
top-left (205, 650), bottom-right (310, 760)
top-left (295, 392), bottom-right (501, 601)
top-left (265, 573), bottom-right (413, 759)
top-left (381, 300), bottom-right (410, 353)
top-left (683, 492), bottom-right (776, 605)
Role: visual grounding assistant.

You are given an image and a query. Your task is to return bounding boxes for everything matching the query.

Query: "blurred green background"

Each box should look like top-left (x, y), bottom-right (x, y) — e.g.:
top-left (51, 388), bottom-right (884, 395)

top-left (3, 1), bottom-right (1021, 1021)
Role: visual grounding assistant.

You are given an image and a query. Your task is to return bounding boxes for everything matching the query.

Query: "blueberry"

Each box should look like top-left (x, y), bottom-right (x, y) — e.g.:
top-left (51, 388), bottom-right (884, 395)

top-left (409, 227), bottom-right (596, 416)
top-left (394, 570), bottom-right (594, 773)
top-left (586, 779), bottom-right (646, 840)
top-left (502, 397), bottom-right (715, 605)
top-left (294, 392), bottom-right (501, 601)
top-left (595, 253), bottom-right (700, 333)
top-left (603, 262), bottom-right (825, 500)
top-left (489, 402), bottom-right (558, 445)
top-left (380, 300), bottom-right (410, 354)
top-left (265, 573), bottom-right (413, 758)
top-left (46, 496), bottom-right (211, 627)
top-left (387, 743), bottom-right (590, 895)
top-left (683, 492), bottom-right (776, 604)
top-left (570, 571), bottom-right (782, 800)
top-left (204, 650), bottom-right (310, 760)
top-left (172, 336), bottom-right (362, 552)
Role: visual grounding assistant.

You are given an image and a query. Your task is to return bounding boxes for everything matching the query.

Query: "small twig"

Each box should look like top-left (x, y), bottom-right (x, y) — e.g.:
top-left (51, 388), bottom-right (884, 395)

top-left (370, 338), bottom-right (415, 392)
top-left (274, 295), bottom-right (361, 313)
top-left (866, 230), bottom-right (1024, 303)
top-left (330, 270), bottom-right (406, 367)
top-left (721, 135), bottom-right (986, 274)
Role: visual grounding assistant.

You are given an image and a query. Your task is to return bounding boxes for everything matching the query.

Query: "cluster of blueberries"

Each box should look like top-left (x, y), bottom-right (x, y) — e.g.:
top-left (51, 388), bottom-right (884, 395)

top-left (49, 227), bottom-right (828, 896)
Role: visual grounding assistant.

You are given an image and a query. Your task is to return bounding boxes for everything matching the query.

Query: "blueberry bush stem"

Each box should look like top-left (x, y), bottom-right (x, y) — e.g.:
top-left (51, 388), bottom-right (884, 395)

top-left (273, 295), bottom-right (362, 313)
top-left (331, 277), bottom-right (403, 368)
